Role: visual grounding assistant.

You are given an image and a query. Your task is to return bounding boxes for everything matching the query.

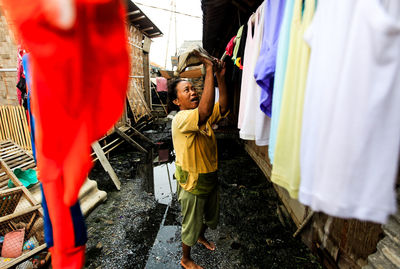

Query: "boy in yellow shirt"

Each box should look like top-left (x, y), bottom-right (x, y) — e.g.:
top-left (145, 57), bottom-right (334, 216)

top-left (169, 56), bottom-right (229, 269)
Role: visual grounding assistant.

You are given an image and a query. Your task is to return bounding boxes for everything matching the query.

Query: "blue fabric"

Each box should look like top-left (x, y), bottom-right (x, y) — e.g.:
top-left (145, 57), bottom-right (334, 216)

top-left (268, 0), bottom-right (295, 163)
top-left (40, 184), bottom-right (87, 247)
top-left (40, 184), bottom-right (54, 247)
top-left (254, 0), bottom-right (286, 117)
top-left (70, 201), bottom-right (87, 246)
top-left (22, 54), bottom-right (36, 161)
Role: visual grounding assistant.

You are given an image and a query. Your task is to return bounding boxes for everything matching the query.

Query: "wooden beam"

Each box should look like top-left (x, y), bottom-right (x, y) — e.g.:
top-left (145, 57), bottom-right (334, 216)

top-left (132, 15), bottom-right (145, 22)
top-left (91, 141), bottom-right (121, 190)
top-left (149, 32), bottom-right (161, 36)
top-left (2, 244), bottom-right (47, 268)
top-left (114, 127), bottom-right (148, 153)
top-left (0, 159), bottom-right (24, 187)
top-left (0, 204), bottom-right (41, 223)
top-left (143, 52), bottom-right (151, 108)
top-left (144, 149), bottom-right (154, 194)
top-left (126, 10), bottom-right (140, 16)
top-left (142, 27), bottom-right (154, 32)
top-left (128, 125), bottom-right (155, 146)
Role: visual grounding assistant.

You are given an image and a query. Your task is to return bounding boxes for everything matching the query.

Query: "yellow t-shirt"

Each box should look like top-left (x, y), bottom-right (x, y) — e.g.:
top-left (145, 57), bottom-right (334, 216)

top-left (172, 102), bottom-right (228, 193)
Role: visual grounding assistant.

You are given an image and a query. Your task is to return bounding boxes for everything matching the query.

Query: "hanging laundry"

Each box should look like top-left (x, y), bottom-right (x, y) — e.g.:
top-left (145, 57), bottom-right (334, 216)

top-left (238, 2), bottom-right (271, 146)
top-left (22, 54), bottom-right (36, 161)
top-left (1, 0), bottom-right (130, 268)
top-left (221, 35), bottom-right (236, 61)
top-left (232, 25), bottom-right (244, 63)
top-left (299, 0), bottom-right (400, 224)
top-left (16, 46), bottom-right (26, 106)
top-left (156, 77), bottom-right (168, 92)
top-left (231, 24), bottom-right (248, 83)
top-left (254, 0), bottom-right (286, 117)
top-left (271, 0), bottom-right (315, 198)
top-left (268, 0), bottom-right (295, 163)
top-left (224, 35), bottom-right (236, 57)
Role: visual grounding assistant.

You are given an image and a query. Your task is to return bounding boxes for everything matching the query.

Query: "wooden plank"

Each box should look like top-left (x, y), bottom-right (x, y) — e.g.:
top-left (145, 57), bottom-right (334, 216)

top-left (0, 106), bottom-right (32, 152)
top-left (13, 142), bottom-right (35, 160)
top-left (91, 141), bottom-right (121, 190)
top-left (0, 185), bottom-right (24, 195)
top-left (2, 154), bottom-right (29, 165)
top-left (143, 52), bottom-right (151, 107)
top-left (0, 204), bottom-right (41, 223)
top-left (10, 107), bottom-right (21, 148)
top-left (15, 106), bottom-right (28, 150)
top-left (0, 159), bottom-right (24, 187)
top-left (0, 160), bottom-right (36, 178)
top-left (4, 155), bottom-right (31, 167)
top-left (20, 184), bottom-right (39, 206)
top-left (2, 243), bottom-right (47, 269)
top-left (129, 125), bottom-right (155, 145)
top-left (7, 107), bottom-right (19, 147)
top-left (0, 144), bottom-right (18, 153)
top-left (0, 188), bottom-right (23, 216)
top-left (19, 106), bottom-right (32, 150)
top-left (244, 142), bottom-right (306, 226)
top-left (0, 148), bottom-right (22, 159)
top-left (0, 141), bottom-right (16, 148)
top-left (0, 180), bottom-right (9, 188)
top-left (2, 107), bottom-right (11, 139)
top-left (114, 126), bottom-right (147, 153)
top-left (0, 140), bottom-right (14, 146)
top-left (0, 109), bottom-right (5, 140)
top-left (13, 107), bottom-right (25, 149)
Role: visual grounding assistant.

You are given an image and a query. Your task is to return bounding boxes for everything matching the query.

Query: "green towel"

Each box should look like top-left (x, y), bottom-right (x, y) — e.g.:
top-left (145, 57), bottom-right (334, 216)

top-left (8, 168), bottom-right (38, 189)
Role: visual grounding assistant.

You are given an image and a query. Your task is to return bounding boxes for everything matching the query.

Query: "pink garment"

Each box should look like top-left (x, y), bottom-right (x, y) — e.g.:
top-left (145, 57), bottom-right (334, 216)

top-left (16, 46), bottom-right (25, 105)
top-left (156, 77), bottom-right (167, 92)
top-left (225, 35), bottom-right (236, 57)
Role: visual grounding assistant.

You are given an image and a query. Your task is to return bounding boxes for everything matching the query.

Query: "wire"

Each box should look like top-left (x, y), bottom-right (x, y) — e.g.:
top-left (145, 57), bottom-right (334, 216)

top-left (133, 2), bottom-right (202, 19)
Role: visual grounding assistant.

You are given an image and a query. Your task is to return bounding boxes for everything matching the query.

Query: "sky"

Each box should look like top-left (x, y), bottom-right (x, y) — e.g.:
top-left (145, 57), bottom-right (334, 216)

top-left (132, 0), bottom-right (203, 69)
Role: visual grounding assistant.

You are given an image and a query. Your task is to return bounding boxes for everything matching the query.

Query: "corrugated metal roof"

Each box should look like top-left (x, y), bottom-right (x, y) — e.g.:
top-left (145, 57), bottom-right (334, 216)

top-left (202, 0), bottom-right (263, 58)
top-left (125, 0), bottom-right (163, 38)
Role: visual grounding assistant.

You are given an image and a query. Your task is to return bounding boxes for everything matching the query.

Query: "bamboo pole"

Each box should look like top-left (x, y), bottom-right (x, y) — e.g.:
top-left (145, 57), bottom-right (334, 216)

top-left (293, 210), bottom-right (315, 238)
top-left (18, 106), bottom-right (31, 150)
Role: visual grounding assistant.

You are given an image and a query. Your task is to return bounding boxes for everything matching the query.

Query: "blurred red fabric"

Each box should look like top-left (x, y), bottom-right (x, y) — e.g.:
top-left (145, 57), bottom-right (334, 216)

top-left (1, 0), bottom-right (130, 267)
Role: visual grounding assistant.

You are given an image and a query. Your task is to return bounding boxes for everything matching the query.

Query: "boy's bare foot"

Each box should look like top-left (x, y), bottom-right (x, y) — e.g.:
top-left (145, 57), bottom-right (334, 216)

top-left (197, 237), bottom-right (216, 251)
top-left (181, 259), bottom-right (203, 269)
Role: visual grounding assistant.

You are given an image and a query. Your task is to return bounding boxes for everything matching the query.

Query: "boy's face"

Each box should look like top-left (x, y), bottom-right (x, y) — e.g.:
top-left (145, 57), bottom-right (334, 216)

top-left (173, 81), bottom-right (200, 110)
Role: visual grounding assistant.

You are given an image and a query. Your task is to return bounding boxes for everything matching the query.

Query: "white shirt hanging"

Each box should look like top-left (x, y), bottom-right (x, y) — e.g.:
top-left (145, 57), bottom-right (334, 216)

top-left (238, 2), bottom-right (271, 146)
top-left (299, 0), bottom-right (400, 224)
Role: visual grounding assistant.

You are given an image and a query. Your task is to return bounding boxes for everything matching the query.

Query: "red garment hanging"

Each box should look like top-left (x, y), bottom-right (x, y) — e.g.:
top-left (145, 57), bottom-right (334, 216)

top-left (1, 0), bottom-right (130, 267)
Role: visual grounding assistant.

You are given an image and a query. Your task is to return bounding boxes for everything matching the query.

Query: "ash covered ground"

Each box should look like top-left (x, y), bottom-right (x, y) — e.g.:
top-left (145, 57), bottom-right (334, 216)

top-left (84, 120), bottom-right (321, 269)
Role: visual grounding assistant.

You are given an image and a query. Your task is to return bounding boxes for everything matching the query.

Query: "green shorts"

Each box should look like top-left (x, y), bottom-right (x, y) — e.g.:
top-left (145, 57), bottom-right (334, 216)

top-left (177, 184), bottom-right (220, 247)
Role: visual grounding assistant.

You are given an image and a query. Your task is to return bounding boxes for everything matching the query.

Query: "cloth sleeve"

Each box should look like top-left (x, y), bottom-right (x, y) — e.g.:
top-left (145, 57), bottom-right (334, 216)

top-left (174, 108), bottom-right (201, 134)
top-left (174, 102), bottom-right (229, 135)
top-left (208, 102), bottom-right (229, 126)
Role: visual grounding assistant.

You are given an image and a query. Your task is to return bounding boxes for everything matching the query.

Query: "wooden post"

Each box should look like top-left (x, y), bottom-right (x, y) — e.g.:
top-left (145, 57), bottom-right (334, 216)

top-left (144, 148), bottom-right (154, 195)
top-left (91, 141), bottom-right (121, 190)
top-left (143, 51), bottom-right (151, 109)
top-left (114, 126), bottom-right (148, 153)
